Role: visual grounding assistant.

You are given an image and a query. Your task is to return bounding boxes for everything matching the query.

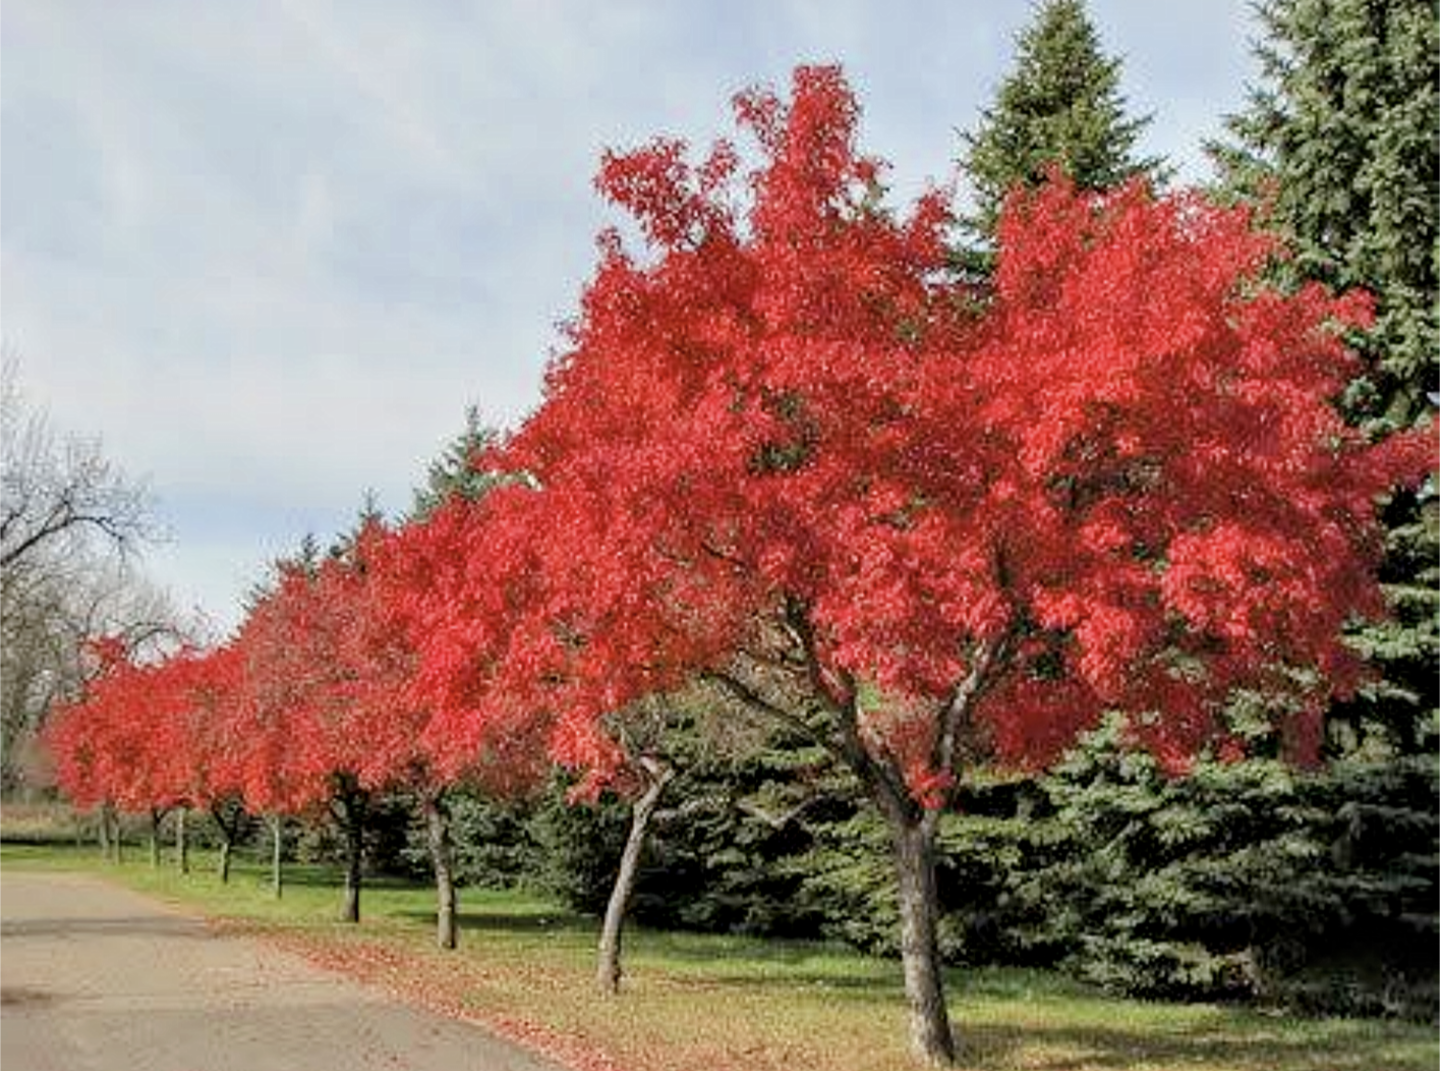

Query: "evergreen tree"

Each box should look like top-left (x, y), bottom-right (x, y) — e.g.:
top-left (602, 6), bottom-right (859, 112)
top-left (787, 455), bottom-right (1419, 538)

top-left (1029, 718), bottom-right (1438, 1017)
top-left (410, 404), bottom-right (505, 519)
top-left (959, 0), bottom-right (1164, 252)
top-left (1212, 0), bottom-right (1439, 754)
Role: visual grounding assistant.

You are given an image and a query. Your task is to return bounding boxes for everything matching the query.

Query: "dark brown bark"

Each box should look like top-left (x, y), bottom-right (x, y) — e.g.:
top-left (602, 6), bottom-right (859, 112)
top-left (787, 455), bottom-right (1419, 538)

top-left (596, 758), bottom-right (674, 995)
top-left (422, 792), bottom-right (458, 950)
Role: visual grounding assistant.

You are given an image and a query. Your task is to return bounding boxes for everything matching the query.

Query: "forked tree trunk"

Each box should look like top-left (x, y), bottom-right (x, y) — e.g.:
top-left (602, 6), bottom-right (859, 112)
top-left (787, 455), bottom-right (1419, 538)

top-left (174, 807), bottom-right (190, 875)
top-left (269, 814), bottom-right (285, 899)
top-left (596, 758), bottom-right (674, 995)
top-left (210, 799), bottom-right (247, 884)
top-left (889, 808), bottom-right (956, 1066)
top-left (421, 792), bottom-right (458, 950)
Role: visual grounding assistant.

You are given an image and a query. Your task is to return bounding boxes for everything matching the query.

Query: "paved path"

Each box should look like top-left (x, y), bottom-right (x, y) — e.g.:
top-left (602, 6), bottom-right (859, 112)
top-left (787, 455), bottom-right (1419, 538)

top-left (0, 870), bottom-right (564, 1071)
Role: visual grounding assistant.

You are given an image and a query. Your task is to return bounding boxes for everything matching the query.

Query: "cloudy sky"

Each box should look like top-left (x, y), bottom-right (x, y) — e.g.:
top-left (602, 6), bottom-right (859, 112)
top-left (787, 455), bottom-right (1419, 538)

top-left (2, 1), bottom-right (1257, 635)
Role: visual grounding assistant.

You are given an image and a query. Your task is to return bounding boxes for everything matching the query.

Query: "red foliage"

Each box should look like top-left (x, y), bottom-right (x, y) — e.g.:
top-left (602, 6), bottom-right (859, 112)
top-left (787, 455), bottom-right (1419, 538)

top-left (45, 638), bottom-right (229, 815)
top-left (46, 65), bottom-right (1431, 832)
top-left (398, 65), bottom-right (1430, 805)
top-left (224, 522), bottom-right (435, 812)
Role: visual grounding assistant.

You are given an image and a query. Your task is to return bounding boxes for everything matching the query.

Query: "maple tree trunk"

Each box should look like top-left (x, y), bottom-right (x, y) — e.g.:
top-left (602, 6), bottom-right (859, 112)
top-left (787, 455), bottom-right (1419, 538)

top-left (890, 809), bottom-right (957, 1066)
top-left (148, 809), bottom-right (163, 868)
top-left (342, 837), bottom-right (362, 923)
top-left (422, 792), bottom-right (458, 950)
top-left (269, 814), bottom-right (284, 900)
top-left (211, 801), bottom-right (244, 884)
top-left (597, 761), bottom-right (673, 995)
top-left (109, 807), bottom-right (124, 865)
top-left (335, 784), bottom-right (366, 924)
top-left (175, 807), bottom-right (190, 875)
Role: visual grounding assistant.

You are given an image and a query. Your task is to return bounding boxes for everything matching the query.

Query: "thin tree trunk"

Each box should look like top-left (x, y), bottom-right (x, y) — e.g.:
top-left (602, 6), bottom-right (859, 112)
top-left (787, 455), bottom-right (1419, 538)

top-left (148, 808), bottom-right (163, 868)
top-left (211, 799), bottom-right (246, 884)
top-left (596, 758), bottom-right (674, 995)
top-left (269, 814), bottom-right (284, 900)
top-left (110, 808), bottom-right (124, 865)
top-left (422, 791), bottom-right (458, 950)
top-left (341, 815), bottom-right (362, 923)
top-left (175, 807), bottom-right (189, 874)
top-left (98, 804), bottom-right (113, 862)
top-left (334, 781), bottom-right (367, 924)
top-left (890, 810), bottom-right (956, 1066)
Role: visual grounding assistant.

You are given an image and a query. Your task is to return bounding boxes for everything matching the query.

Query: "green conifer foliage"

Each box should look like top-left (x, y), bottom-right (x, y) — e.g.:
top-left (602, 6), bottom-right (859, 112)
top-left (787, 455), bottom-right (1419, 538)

top-left (410, 404), bottom-right (504, 519)
top-left (1031, 719), bottom-right (1438, 1017)
top-left (959, 0), bottom-right (1164, 248)
top-left (1214, 0), bottom-right (1437, 432)
top-left (1213, 0), bottom-right (1439, 754)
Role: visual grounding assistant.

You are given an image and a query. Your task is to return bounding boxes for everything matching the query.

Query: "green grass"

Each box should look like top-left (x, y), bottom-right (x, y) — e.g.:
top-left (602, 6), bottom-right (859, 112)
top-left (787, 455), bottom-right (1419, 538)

top-left (3, 841), bottom-right (1434, 1071)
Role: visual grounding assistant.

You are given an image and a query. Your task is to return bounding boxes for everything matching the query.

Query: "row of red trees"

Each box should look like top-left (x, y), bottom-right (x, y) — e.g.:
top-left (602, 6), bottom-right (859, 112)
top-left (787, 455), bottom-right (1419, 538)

top-left (46, 68), bottom-right (1430, 1066)
top-left (48, 521), bottom-right (546, 938)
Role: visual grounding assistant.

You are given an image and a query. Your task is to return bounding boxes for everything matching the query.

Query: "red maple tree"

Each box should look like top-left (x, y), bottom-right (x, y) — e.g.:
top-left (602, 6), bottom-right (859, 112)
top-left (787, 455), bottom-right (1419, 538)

top-left (374, 499), bottom-right (556, 947)
top-left (403, 67), bottom-right (1428, 1064)
top-left (45, 637), bottom-right (214, 865)
top-left (172, 643), bottom-right (250, 880)
top-left (227, 544), bottom-right (391, 922)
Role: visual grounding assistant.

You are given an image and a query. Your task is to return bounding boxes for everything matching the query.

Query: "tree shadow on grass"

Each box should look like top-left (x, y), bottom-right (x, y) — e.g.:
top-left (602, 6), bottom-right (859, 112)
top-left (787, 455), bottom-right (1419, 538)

top-left (959, 1016), bottom-right (1433, 1071)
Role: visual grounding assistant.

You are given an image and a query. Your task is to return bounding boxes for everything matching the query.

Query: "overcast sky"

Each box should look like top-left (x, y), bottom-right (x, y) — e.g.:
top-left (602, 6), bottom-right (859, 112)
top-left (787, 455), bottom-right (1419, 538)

top-left (2, 1), bottom-right (1258, 636)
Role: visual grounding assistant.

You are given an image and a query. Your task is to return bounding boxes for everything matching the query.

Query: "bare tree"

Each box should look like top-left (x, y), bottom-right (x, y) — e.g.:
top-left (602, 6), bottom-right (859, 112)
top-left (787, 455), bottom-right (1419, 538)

top-left (1, 360), bottom-right (156, 569)
top-left (0, 359), bottom-right (177, 796)
top-left (1, 533), bottom-right (181, 796)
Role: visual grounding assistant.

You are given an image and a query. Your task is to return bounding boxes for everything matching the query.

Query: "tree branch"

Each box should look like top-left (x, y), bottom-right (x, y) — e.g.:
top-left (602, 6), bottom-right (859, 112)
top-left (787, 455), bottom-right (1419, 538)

top-left (701, 668), bottom-right (839, 759)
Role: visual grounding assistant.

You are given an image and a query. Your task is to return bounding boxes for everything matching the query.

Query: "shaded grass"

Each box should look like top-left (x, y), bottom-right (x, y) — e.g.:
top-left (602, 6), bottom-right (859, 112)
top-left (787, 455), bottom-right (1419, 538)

top-left (2, 843), bottom-right (1434, 1071)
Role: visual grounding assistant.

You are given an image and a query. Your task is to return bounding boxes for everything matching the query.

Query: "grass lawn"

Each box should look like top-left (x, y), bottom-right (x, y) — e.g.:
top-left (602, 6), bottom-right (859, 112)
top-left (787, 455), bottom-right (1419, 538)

top-left (2, 840), bottom-right (1434, 1071)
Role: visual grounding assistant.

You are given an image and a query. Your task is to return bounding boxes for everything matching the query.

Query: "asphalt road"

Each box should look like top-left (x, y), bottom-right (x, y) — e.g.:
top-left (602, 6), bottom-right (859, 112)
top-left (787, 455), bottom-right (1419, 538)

top-left (0, 869), bottom-right (564, 1071)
